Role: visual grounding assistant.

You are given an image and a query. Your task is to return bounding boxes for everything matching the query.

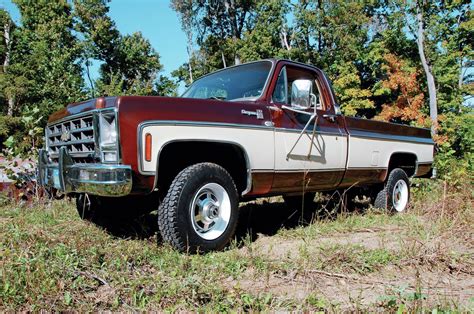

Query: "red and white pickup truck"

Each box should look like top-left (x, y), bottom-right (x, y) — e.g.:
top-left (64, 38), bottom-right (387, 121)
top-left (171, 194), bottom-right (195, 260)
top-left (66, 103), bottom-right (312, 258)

top-left (38, 59), bottom-right (434, 252)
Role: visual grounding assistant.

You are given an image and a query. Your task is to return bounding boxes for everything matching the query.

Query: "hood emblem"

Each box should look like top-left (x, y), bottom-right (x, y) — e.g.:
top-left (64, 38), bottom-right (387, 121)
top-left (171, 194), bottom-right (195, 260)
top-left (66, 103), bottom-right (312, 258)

top-left (60, 130), bottom-right (71, 142)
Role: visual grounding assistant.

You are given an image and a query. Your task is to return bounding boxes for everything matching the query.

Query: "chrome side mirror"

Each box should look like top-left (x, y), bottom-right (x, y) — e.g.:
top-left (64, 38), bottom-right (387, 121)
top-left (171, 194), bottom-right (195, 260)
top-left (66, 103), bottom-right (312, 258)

top-left (291, 79), bottom-right (313, 109)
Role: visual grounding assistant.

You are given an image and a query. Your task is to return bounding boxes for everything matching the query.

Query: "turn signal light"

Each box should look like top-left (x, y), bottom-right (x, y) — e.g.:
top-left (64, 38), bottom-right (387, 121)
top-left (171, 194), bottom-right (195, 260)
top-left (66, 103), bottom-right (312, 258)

top-left (95, 97), bottom-right (106, 109)
top-left (145, 133), bottom-right (152, 162)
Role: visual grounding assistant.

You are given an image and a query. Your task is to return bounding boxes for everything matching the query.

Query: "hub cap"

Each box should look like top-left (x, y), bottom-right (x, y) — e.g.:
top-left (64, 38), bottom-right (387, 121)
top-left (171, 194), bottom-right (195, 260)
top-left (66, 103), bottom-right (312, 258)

top-left (392, 179), bottom-right (408, 212)
top-left (190, 183), bottom-right (231, 240)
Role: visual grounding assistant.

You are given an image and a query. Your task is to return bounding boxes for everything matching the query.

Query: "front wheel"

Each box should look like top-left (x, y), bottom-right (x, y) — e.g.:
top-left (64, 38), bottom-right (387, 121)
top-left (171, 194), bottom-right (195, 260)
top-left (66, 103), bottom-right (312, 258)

top-left (374, 168), bottom-right (410, 212)
top-left (158, 163), bottom-right (239, 253)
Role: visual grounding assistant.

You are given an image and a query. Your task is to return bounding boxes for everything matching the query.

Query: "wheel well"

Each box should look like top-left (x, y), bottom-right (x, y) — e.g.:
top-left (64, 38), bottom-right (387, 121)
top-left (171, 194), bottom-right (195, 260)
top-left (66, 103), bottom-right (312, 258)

top-left (387, 153), bottom-right (417, 178)
top-left (156, 141), bottom-right (249, 196)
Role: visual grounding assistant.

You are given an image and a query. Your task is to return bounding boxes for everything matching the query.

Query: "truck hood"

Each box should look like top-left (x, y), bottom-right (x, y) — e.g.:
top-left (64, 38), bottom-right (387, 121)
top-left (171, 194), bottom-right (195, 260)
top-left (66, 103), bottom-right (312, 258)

top-left (48, 97), bottom-right (119, 123)
top-left (47, 96), bottom-right (264, 124)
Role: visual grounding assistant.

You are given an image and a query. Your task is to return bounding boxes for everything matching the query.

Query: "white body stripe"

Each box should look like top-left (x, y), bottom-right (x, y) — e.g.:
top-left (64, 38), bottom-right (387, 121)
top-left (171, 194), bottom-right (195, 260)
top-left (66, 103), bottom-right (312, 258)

top-left (347, 136), bottom-right (433, 168)
top-left (140, 123), bottom-right (433, 174)
top-left (274, 130), bottom-right (348, 171)
top-left (140, 125), bottom-right (274, 174)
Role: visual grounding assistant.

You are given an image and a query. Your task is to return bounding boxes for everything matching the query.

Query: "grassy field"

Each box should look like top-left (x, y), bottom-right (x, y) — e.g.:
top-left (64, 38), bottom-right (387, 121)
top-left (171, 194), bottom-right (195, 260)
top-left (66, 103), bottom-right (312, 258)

top-left (1, 179), bottom-right (473, 311)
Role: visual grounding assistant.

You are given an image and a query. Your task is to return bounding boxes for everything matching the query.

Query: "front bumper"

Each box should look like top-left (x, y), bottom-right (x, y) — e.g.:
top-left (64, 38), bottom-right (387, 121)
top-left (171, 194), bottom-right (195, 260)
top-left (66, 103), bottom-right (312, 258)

top-left (38, 147), bottom-right (132, 197)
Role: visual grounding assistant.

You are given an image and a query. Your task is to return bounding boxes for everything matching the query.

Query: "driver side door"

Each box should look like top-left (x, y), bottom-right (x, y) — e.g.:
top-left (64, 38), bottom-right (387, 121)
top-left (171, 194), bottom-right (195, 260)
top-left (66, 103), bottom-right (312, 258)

top-left (270, 64), bottom-right (348, 193)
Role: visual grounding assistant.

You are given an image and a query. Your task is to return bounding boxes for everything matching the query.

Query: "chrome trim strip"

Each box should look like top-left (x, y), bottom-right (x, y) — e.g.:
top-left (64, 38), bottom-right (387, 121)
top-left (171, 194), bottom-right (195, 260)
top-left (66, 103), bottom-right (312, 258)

top-left (349, 130), bottom-right (434, 145)
top-left (275, 127), bottom-right (344, 137)
top-left (136, 120), bottom-right (273, 175)
top-left (140, 120), bottom-right (273, 131)
top-left (273, 168), bottom-right (346, 173)
top-left (252, 167), bottom-right (386, 174)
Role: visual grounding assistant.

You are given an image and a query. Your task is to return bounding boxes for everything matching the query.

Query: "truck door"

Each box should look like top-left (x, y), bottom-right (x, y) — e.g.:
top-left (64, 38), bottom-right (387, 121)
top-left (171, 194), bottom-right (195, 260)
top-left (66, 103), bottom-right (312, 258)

top-left (270, 64), bottom-right (348, 193)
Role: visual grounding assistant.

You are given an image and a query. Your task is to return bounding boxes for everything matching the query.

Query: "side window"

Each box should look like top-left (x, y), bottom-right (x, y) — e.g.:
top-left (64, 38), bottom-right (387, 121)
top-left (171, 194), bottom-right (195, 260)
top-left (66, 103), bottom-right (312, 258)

top-left (272, 65), bottom-right (326, 110)
top-left (272, 67), bottom-right (288, 103)
top-left (286, 66), bottom-right (324, 110)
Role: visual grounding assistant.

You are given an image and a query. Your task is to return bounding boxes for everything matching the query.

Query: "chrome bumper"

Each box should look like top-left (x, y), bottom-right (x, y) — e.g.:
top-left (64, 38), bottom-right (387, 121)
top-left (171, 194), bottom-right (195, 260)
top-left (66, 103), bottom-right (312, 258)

top-left (38, 147), bottom-right (132, 197)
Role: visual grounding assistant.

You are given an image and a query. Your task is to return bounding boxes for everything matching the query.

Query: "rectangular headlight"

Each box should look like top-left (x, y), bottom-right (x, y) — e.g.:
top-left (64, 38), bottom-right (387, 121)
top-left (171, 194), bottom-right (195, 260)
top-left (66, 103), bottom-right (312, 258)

top-left (99, 111), bottom-right (117, 148)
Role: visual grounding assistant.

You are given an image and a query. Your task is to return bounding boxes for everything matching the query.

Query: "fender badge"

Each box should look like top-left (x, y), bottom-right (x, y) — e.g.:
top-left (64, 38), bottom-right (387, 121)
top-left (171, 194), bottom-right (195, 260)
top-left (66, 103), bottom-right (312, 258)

top-left (241, 109), bottom-right (264, 120)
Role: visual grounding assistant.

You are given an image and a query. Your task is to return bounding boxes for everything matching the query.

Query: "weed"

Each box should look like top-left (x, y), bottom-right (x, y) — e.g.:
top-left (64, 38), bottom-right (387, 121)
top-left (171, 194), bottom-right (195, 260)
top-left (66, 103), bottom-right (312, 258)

top-left (1, 178), bottom-right (472, 311)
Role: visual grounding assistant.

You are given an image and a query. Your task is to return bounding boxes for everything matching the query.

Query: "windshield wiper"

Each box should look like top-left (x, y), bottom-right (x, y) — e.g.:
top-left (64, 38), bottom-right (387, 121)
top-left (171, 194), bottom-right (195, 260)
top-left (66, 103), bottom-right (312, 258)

top-left (207, 96), bottom-right (226, 100)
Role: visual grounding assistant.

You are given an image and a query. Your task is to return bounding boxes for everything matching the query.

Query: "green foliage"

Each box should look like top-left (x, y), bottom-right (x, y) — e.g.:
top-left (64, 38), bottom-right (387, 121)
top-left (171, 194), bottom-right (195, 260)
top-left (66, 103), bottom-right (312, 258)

top-left (435, 111), bottom-right (473, 184)
top-left (331, 62), bottom-right (374, 117)
top-left (0, 0), bottom-right (176, 155)
top-left (237, 0), bottom-right (290, 62)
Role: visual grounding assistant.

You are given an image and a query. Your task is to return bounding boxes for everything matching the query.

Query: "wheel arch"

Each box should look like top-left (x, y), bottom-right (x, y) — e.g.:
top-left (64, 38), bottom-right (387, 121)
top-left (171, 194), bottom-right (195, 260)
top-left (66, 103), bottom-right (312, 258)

top-left (383, 151), bottom-right (418, 181)
top-left (153, 139), bottom-right (252, 197)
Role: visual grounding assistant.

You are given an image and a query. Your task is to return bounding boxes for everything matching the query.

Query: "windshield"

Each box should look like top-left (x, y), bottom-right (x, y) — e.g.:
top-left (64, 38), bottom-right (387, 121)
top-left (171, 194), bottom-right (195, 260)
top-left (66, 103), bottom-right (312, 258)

top-left (182, 61), bottom-right (272, 101)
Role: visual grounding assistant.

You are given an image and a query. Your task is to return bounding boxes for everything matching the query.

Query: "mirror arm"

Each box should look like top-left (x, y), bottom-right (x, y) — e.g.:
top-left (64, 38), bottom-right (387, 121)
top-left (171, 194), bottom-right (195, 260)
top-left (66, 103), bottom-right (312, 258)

top-left (282, 104), bottom-right (319, 160)
top-left (281, 105), bottom-right (313, 116)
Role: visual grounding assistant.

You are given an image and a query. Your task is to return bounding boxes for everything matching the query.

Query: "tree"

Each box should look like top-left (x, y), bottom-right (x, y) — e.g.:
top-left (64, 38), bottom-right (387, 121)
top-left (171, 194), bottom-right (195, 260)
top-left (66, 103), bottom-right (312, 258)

top-left (375, 54), bottom-right (426, 126)
top-left (171, 0), bottom-right (196, 83)
top-left (172, 0), bottom-right (258, 68)
top-left (73, 0), bottom-right (120, 95)
top-left (74, 0), bottom-right (163, 96)
top-left (10, 0), bottom-right (85, 117)
top-left (238, 0), bottom-right (290, 62)
top-left (414, 2), bottom-right (438, 136)
top-left (0, 9), bottom-right (15, 116)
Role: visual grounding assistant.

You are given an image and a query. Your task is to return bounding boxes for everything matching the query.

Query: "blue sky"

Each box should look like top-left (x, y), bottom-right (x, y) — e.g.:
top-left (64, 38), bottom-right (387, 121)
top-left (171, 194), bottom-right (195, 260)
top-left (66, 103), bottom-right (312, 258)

top-left (0, 0), bottom-right (189, 81)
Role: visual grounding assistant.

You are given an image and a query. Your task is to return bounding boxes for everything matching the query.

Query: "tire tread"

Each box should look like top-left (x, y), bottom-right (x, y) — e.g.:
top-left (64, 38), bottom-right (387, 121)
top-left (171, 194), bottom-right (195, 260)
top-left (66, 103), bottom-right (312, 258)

top-left (157, 162), bottom-right (238, 252)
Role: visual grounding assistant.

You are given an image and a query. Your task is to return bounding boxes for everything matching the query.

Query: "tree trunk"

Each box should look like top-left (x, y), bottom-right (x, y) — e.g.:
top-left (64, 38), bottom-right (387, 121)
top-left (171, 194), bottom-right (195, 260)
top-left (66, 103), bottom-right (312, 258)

top-left (3, 20), bottom-right (14, 116)
top-left (186, 45), bottom-right (193, 83)
top-left (280, 29), bottom-right (291, 51)
top-left (416, 8), bottom-right (437, 136)
top-left (224, 0), bottom-right (241, 65)
top-left (85, 59), bottom-right (95, 97)
top-left (221, 51), bottom-right (227, 68)
top-left (234, 51), bottom-right (241, 65)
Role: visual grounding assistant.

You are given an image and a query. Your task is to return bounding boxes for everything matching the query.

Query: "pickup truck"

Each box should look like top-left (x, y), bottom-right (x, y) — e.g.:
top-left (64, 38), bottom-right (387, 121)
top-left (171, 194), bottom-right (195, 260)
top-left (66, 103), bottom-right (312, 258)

top-left (38, 59), bottom-right (434, 252)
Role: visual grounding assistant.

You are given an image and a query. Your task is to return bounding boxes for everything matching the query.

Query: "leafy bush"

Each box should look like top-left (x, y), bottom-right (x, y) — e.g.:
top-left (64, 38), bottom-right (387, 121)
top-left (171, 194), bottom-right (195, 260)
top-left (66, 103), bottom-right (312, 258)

top-left (435, 111), bottom-right (474, 185)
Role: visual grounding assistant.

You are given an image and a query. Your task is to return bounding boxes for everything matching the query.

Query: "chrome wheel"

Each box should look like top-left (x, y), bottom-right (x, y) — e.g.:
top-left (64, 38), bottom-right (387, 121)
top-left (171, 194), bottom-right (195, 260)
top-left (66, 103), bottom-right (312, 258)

top-left (190, 183), bottom-right (231, 240)
top-left (392, 179), bottom-right (408, 212)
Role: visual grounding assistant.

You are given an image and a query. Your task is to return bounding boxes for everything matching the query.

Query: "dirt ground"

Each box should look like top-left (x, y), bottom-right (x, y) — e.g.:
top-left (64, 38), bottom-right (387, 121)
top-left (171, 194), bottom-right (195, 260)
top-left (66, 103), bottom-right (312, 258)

top-left (226, 212), bottom-right (474, 310)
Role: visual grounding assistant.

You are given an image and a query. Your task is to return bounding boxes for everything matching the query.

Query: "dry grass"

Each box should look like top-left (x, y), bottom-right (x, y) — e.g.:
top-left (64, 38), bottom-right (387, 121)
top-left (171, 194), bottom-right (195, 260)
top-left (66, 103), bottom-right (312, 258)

top-left (0, 179), bottom-right (472, 311)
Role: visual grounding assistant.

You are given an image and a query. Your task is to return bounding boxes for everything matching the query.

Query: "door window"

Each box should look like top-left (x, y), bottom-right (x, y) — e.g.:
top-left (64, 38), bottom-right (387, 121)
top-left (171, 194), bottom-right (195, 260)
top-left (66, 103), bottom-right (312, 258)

top-left (272, 66), bottom-right (325, 111)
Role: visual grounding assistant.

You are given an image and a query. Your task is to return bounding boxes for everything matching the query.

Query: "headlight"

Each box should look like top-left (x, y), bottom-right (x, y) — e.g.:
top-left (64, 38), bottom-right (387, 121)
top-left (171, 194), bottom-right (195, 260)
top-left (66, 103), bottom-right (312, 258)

top-left (99, 110), bottom-right (119, 163)
top-left (99, 112), bottom-right (117, 147)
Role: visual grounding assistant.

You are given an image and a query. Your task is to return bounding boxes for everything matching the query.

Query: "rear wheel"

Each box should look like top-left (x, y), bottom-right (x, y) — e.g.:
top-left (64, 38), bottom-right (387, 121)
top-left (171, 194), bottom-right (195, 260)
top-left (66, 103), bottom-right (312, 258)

top-left (158, 163), bottom-right (239, 253)
top-left (374, 168), bottom-right (410, 212)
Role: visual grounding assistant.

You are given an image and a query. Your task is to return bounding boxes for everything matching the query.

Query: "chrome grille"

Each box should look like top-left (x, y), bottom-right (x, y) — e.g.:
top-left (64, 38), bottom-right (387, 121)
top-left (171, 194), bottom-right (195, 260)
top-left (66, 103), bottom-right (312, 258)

top-left (47, 114), bottom-right (96, 162)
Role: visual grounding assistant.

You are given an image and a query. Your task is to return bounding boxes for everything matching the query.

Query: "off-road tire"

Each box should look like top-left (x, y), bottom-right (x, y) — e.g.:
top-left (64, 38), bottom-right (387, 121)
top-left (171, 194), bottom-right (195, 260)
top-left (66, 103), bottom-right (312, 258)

top-left (374, 168), bottom-right (410, 212)
top-left (157, 163), bottom-right (239, 253)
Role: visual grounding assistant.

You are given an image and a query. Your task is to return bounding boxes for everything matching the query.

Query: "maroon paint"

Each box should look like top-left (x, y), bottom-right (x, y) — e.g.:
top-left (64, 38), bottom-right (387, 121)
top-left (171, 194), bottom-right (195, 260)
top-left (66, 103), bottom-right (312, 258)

top-left (46, 59), bottom-right (433, 196)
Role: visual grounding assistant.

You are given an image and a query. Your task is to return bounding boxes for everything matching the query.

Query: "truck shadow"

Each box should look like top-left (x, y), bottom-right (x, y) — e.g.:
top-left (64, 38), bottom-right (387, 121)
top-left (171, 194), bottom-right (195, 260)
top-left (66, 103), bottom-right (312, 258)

top-left (88, 196), bottom-right (368, 244)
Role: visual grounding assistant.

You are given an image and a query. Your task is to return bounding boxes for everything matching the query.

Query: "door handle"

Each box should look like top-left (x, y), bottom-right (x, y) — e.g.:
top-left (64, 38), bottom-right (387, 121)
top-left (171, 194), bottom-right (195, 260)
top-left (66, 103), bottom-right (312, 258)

top-left (322, 114), bottom-right (338, 122)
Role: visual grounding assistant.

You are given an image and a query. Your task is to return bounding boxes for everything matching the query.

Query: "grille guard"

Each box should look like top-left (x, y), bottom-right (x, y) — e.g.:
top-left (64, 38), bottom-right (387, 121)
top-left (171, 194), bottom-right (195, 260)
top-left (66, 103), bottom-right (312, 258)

top-left (38, 147), bottom-right (132, 197)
